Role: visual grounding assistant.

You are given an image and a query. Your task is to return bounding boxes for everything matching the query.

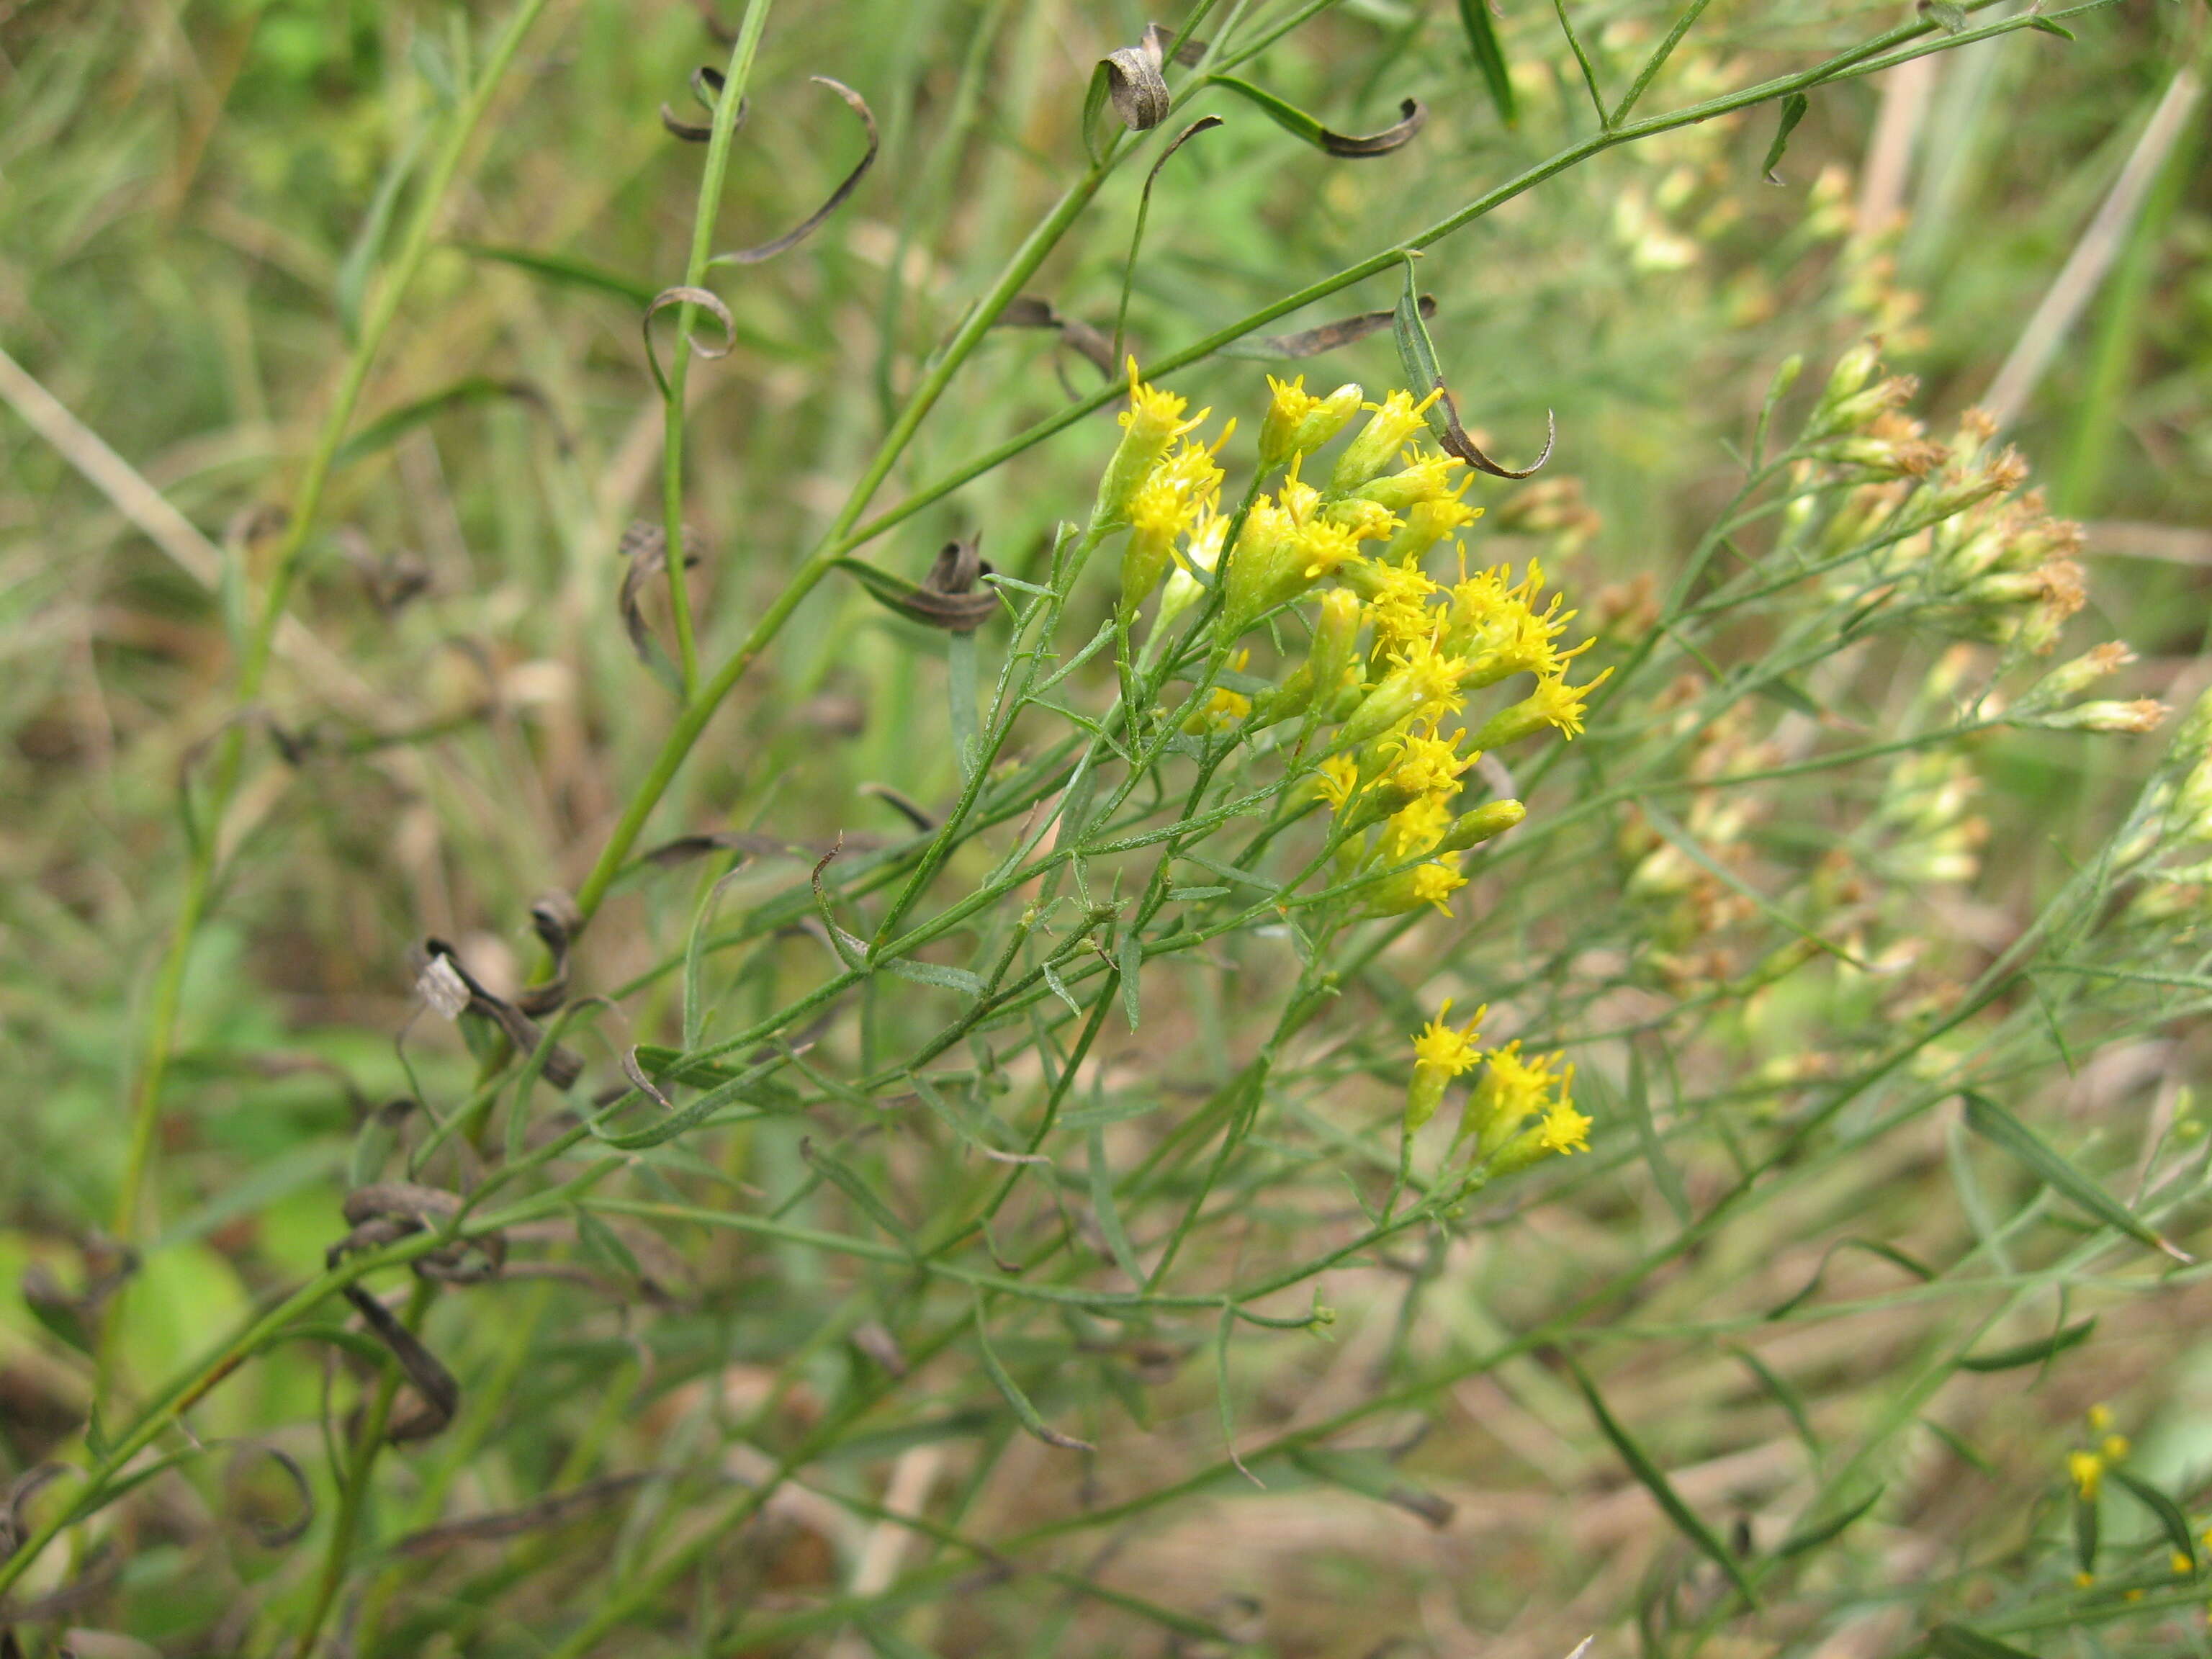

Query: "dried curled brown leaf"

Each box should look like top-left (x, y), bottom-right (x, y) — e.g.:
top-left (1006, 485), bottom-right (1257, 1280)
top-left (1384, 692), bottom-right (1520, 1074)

top-left (516, 891), bottom-right (583, 1016)
top-left (711, 78), bottom-right (878, 266)
top-left (412, 940), bottom-right (583, 1090)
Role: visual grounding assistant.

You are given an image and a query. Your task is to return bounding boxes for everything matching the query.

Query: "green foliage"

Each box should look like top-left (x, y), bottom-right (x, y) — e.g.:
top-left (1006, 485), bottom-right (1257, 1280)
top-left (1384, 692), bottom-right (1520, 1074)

top-left (4, 1), bottom-right (2211, 1655)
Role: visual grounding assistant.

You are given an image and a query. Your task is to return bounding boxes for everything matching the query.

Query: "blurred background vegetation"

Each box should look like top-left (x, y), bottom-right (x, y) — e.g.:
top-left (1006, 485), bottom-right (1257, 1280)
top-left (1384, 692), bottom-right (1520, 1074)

top-left (4, 0), bottom-right (2212, 1655)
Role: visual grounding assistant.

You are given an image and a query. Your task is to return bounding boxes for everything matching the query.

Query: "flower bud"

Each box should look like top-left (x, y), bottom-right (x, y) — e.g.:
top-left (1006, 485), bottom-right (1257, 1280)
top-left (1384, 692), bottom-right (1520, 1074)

top-left (1436, 798), bottom-right (1524, 852)
top-left (1330, 389), bottom-right (1442, 493)
top-left (1259, 376), bottom-right (1362, 473)
top-left (1251, 588), bottom-right (1363, 728)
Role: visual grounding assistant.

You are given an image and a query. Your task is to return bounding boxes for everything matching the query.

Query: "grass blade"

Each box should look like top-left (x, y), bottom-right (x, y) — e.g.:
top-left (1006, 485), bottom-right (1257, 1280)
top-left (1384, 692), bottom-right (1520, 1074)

top-left (1559, 1349), bottom-right (1756, 1604)
top-left (1962, 1092), bottom-right (2192, 1262)
top-left (1455, 0), bottom-right (1517, 127)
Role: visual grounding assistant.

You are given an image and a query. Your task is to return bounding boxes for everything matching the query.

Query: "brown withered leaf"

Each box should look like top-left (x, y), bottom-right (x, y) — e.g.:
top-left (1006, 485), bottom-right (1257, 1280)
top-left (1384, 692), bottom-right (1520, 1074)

top-left (515, 891), bottom-right (583, 1016)
top-left (617, 519), bottom-right (704, 695)
top-left (995, 296), bottom-right (1117, 379)
top-left (642, 285), bottom-right (735, 401)
top-left (642, 830), bottom-right (785, 867)
top-left (1431, 380), bottom-right (1557, 480)
top-left (835, 537), bottom-right (1000, 633)
top-left (340, 1282), bottom-right (459, 1443)
top-left (1222, 294), bottom-right (1437, 361)
top-left (660, 64), bottom-right (746, 142)
top-left (225, 1444), bottom-right (314, 1549)
top-left (858, 781), bottom-right (936, 832)
top-left (413, 939), bottom-right (583, 1090)
top-left (390, 1473), bottom-right (655, 1555)
top-left (711, 78), bottom-right (878, 266)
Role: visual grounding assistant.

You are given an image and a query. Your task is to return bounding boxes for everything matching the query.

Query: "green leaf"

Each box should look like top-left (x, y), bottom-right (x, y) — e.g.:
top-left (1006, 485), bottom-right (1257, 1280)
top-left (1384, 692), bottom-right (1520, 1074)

top-left (336, 127), bottom-right (427, 339)
top-left (2027, 14), bottom-right (2077, 39)
top-left (1956, 1316), bottom-right (2096, 1372)
top-left (974, 1292), bottom-right (1093, 1451)
top-left (585, 1053), bottom-right (786, 1150)
top-left (333, 377), bottom-right (548, 469)
top-left (1928, 1627), bottom-right (2040, 1659)
top-left (1624, 1046), bottom-right (1691, 1226)
top-left (2072, 1488), bottom-right (2099, 1575)
top-left (1962, 1092), bottom-right (2192, 1262)
top-left (1117, 928), bottom-right (1143, 1031)
top-left (1730, 1346), bottom-right (1820, 1461)
top-left (1775, 1483), bottom-right (1884, 1559)
top-left (1560, 1349), bottom-right (1757, 1603)
top-left (878, 954), bottom-right (987, 998)
top-left (448, 240), bottom-right (660, 307)
top-left (1202, 76), bottom-right (1426, 158)
top-left (1088, 1127), bottom-right (1145, 1283)
top-left (1767, 1236), bottom-right (1937, 1318)
top-left (1761, 92), bottom-right (1809, 184)
top-left (801, 1140), bottom-right (914, 1251)
top-left (1918, 1416), bottom-right (1998, 1476)
top-left (1455, 0), bottom-right (1516, 126)
top-left (2110, 1468), bottom-right (2196, 1571)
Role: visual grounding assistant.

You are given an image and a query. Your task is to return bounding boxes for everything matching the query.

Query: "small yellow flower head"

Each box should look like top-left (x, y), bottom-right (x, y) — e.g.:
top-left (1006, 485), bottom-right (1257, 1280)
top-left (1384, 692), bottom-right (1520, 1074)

top-left (2074, 1570), bottom-right (2095, 1591)
top-left (1539, 1096), bottom-right (1592, 1155)
top-left (1359, 856), bottom-right (1467, 920)
top-left (1332, 387), bottom-right (1444, 492)
top-left (1469, 665), bottom-right (1615, 750)
top-left (1339, 634), bottom-right (1468, 750)
top-left (1288, 519), bottom-right (1364, 582)
top-left (1384, 497), bottom-right (1482, 566)
top-left (2086, 1403), bottom-right (2114, 1434)
top-left (2069, 1450), bottom-right (2105, 1501)
top-left (1259, 376), bottom-right (1363, 473)
top-left (1095, 360), bottom-right (1208, 526)
top-left (1359, 561), bottom-right (1446, 660)
top-left (1383, 728), bottom-right (1474, 800)
top-left (2175, 1550), bottom-right (2195, 1578)
top-left (1357, 446), bottom-right (1470, 513)
top-left (1313, 753), bottom-right (1362, 811)
top-left (1377, 793), bottom-right (1453, 865)
top-left (2101, 1434), bottom-right (2131, 1462)
top-left (1464, 1040), bottom-right (1575, 1154)
top-left (1323, 496), bottom-right (1403, 544)
top-left (1404, 998), bottom-right (1486, 1132)
top-left (1122, 467), bottom-right (1211, 613)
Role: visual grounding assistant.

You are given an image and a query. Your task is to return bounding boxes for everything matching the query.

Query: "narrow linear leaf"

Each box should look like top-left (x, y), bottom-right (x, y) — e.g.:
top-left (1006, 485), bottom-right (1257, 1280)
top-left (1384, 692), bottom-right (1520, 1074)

top-left (1761, 91), bottom-right (1809, 184)
top-left (1455, 0), bottom-right (1517, 126)
top-left (1088, 1127), bottom-right (1145, 1283)
top-left (1114, 115), bottom-right (1224, 365)
top-left (1393, 256), bottom-right (1555, 478)
top-left (1775, 1483), bottom-right (1884, 1559)
top-left (334, 378), bottom-right (552, 469)
top-left (974, 1294), bottom-right (1093, 1452)
top-left (1204, 76), bottom-right (1425, 158)
top-left (2110, 1469), bottom-right (2195, 1570)
top-left (2072, 1490), bottom-right (2098, 1575)
top-left (801, 1139), bottom-right (914, 1251)
top-left (336, 127), bottom-right (428, 338)
top-left (1730, 1346), bottom-right (1820, 1460)
top-left (449, 240), bottom-right (659, 307)
top-left (1962, 1092), bottom-right (2192, 1262)
top-left (1117, 930), bottom-right (1142, 1031)
top-left (878, 954), bottom-right (986, 997)
top-left (1626, 1046), bottom-right (1691, 1226)
top-left (1956, 1316), bottom-right (2096, 1372)
top-left (1767, 1236), bottom-right (1936, 1319)
top-left (2028, 15), bottom-right (2077, 38)
top-left (1560, 1349), bottom-right (1757, 1603)
top-left (1928, 1624), bottom-right (2040, 1659)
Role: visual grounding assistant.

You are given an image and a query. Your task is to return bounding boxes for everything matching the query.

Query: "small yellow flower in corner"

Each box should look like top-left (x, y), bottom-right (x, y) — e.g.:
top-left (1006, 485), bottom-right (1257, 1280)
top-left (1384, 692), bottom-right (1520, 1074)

top-left (1539, 1094), bottom-right (1591, 1155)
top-left (2100, 1434), bottom-right (2130, 1462)
top-left (2068, 1450), bottom-right (2104, 1501)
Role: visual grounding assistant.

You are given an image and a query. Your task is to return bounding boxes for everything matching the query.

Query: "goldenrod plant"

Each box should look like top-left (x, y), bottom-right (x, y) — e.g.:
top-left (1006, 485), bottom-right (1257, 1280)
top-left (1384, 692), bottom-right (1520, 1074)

top-left (8, 1), bottom-right (2212, 1656)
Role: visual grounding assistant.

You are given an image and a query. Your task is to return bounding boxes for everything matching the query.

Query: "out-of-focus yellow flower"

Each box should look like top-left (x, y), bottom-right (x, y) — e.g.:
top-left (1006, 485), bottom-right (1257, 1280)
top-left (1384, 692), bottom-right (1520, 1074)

top-left (2069, 1451), bottom-right (2104, 1501)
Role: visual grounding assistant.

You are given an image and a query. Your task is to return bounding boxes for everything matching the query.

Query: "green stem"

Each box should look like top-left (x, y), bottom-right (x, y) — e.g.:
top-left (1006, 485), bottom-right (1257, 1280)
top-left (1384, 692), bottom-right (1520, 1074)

top-left (660, 0), bottom-right (776, 697)
top-left (100, 0), bottom-right (554, 1398)
top-left (292, 1277), bottom-right (439, 1656)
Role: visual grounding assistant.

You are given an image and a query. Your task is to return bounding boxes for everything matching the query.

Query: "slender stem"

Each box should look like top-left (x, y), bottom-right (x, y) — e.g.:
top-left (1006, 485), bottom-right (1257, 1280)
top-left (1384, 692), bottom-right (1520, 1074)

top-left (102, 0), bottom-right (554, 1387)
top-left (1609, 0), bottom-right (1714, 126)
top-left (291, 1278), bottom-right (438, 1657)
top-left (1552, 0), bottom-right (1609, 127)
top-left (568, 161), bottom-right (1116, 924)
top-left (660, 0), bottom-right (776, 697)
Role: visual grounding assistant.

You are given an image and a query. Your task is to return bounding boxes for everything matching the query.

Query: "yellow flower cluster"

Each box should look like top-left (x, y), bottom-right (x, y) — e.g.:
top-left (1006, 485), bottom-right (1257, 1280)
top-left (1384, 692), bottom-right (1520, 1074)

top-left (1401, 1000), bottom-right (1591, 1167)
top-left (1095, 367), bottom-right (1614, 923)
